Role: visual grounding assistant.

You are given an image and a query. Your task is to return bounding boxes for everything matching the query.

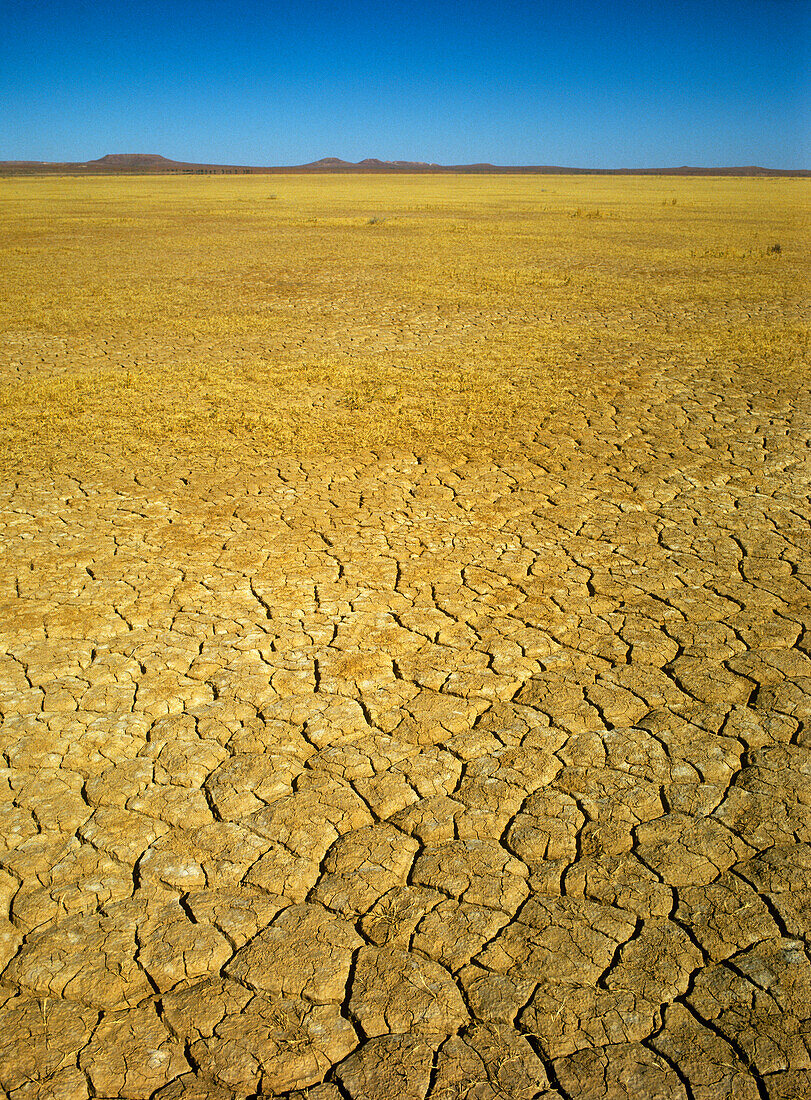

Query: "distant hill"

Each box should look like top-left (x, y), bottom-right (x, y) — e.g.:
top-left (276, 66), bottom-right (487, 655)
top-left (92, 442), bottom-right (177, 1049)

top-left (0, 153), bottom-right (807, 177)
top-left (0, 153), bottom-right (255, 175)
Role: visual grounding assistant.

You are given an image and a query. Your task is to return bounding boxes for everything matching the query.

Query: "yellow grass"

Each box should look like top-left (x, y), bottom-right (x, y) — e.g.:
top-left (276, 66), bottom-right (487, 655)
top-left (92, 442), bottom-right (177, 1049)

top-left (0, 173), bottom-right (807, 476)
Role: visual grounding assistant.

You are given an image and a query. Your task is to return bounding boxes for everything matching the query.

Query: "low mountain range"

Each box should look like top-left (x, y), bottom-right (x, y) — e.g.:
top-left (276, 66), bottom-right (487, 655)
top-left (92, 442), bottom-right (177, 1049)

top-left (0, 153), bottom-right (806, 176)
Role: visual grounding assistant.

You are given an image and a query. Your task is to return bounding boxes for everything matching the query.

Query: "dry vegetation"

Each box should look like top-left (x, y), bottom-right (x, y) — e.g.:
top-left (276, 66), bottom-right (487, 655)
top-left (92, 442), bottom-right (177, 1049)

top-left (0, 173), bottom-right (807, 475)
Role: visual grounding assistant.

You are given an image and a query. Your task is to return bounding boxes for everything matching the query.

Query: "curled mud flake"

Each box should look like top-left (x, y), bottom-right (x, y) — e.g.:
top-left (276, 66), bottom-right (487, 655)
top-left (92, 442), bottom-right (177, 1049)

top-left (457, 963), bottom-right (538, 1025)
top-left (183, 886), bottom-right (288, 949)
top-left (506, 788), bottom-right (583, 867)
top-left (348, 762), bottom-right (426, 820)
top-left (667, 655), bottom-right (756, 707)
top-left (224, 902), bottom-right (362, 1003)
top-left (634, 812), bottom-right (755, 887)
top-left (411, 839), bottom-right (530, 914)
top-left (474, 897), bottom-right (637, 987)
top-left (311, 824), bottom-right (419, 918)
top-left (138, 821), bottom-right (271, 893)
top-left (512, 677), bottom-right (605, 735)
top-left (9, 839), bottom-right (134, 936)
top-left (13, 769), bottom-right (92, 836)
top-left (0, 915), bottom-right (22, 973)
top-left (359, 885), bottom-right (443, 947)
top-left (397, 689), bottom-right (488, 747)
top-left (687, 938), bottom-right (811, 1075)
top-left (762, 886), bottom-right (811, 939)
top-left (412, 898), bottom-right (512, 972)
top-left (761, 1068), bottom-right (811, 1100)
top-left (135, 899), bottom-right (232, 992)
top-left (389, 794), bottom-right (466, 845)
top-left (79, 1004), bottom-right (188, 1099)
top-left (722, 747), bottom-right (811, 846)
top-left (244, 842), bottom-right (321, 902)
top-left (454, 745), bottom-right (561, 841)
top-left (317, 649), bottom-right (398, 700)
top-left (676, 870), bottom-right (781, 961)
top-left (585, 679), bottom-right (654, 728)
top-left (245, 773), bottom-right (374, 857)
top-left (77, 805), bottom-right (170, 864)
top-left (604, 918), bottom-right (704, 1003)
top-left (553, 1041), bottom-right (689, 1100)
top-left (127, 783), bottom-right (216, 828)
top-left (0, 994), bottom-right (98, 1098)
top-left (348, 945), bottom-right (469, 1038)
top-left (150, 1072), bottom-right (235, 1099)
top-left (4, 903), bottom-right (153, 1009)
top-left (564, 852), bottom-right (674, 918)
top-left (650, 1003), bottom-right (761, 1100)
top-left (0, 803), bottom-right (39, 855)
top-left (161, 977), bottom-right (252, 1040)
top-left (203, 750), bottom-right (304, 819)
top-left (151, 737), bottom-right (230, 790)
top-left (432, 1022), bottom-right (552, 1099)
top-left (519, 983), bottom-right (659, 1060)
top-left (299, 695), bottom-right (376, 750)
top-left (286, 1085), bottom-right (345, 1100)
top-left (755, 680), bottom-right (811, 722)
top-left (176, 991), bottom-right (358, 1095)
top-left (666, 780), bottom-right (728, 816)
top-left (734, 843), bottom-right (811, 895)
top-left (334, 1033), bottom-right (436, 1100)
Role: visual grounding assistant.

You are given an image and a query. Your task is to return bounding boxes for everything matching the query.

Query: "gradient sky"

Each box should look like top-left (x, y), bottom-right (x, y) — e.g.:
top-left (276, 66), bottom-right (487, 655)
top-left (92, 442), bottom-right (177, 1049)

top-left (2, 0), bottom-right (808, 167)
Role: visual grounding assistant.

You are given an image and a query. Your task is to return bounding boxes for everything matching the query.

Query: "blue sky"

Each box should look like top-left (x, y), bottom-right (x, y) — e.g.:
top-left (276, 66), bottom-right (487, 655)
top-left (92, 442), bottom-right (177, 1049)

top-left (1, 0), bottom-right (808, 167)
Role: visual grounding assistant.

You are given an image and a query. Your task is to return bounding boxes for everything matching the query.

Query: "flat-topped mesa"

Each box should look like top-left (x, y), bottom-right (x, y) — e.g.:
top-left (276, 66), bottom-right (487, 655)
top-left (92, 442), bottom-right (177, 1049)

top-left (89, 153), bottom-right (178, 168)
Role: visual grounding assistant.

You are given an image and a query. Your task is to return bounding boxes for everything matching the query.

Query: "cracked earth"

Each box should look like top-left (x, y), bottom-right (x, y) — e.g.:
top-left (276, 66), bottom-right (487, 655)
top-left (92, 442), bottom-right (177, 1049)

top-left (0, 359), bottom-right (809, 1099)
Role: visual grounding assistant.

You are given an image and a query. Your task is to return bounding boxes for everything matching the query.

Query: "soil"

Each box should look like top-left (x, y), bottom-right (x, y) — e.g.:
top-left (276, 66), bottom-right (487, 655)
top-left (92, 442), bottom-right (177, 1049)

top-left (0, 357), bottom-right (809, 1097)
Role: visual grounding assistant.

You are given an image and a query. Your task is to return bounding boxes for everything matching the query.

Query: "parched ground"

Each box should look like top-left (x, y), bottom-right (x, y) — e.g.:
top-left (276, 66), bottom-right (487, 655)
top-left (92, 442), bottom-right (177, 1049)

top-left (0, 175), bottom-right (809, 1098)
top-left (1, 356), bottom-right (809, 1099)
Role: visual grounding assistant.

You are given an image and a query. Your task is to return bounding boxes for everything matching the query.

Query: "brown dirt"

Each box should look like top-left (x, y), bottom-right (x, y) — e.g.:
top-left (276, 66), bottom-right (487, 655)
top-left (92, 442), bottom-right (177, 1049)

top-left (0, 351), bottom-right (809, 1097)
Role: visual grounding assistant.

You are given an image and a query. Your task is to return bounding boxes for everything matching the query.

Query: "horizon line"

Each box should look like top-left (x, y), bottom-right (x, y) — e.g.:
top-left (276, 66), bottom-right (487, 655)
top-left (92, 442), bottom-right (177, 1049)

top-left (1, 153), bottom-right (808, 177)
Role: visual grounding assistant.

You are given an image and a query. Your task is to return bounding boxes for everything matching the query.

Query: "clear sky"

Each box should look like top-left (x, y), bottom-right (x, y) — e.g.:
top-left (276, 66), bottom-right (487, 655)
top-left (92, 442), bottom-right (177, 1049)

top-left (1, 0), bottom-right (808, 168)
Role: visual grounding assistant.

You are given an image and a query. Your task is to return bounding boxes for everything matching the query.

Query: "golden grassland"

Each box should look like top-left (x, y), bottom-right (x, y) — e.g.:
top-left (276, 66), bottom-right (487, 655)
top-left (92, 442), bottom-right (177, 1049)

top-left (0, 173), bottom-right (807, 476)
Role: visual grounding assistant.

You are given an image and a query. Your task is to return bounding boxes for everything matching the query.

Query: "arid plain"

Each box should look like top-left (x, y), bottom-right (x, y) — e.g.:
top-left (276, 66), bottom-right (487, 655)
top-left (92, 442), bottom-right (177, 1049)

top-left (0, 173), bottom-right (809, 1098)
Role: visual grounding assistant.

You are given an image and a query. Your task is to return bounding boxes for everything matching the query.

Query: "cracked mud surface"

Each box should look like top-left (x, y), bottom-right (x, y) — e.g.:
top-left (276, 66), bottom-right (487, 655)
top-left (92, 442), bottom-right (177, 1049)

top-left (1, 358), bottom-right (809, 1099)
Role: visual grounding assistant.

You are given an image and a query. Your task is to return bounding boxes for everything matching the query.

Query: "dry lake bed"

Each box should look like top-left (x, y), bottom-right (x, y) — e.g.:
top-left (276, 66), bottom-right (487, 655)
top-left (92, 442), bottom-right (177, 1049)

top-left (0, 174), bottom-right (809, 1098)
